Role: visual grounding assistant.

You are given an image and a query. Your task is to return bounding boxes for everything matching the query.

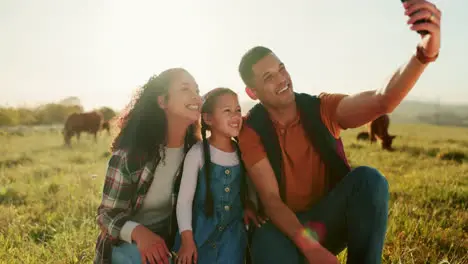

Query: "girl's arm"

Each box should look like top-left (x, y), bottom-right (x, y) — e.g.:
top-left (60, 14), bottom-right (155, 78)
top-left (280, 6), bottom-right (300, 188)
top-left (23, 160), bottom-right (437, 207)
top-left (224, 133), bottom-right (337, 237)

top-left (176, 143), bottom-right (202, 240)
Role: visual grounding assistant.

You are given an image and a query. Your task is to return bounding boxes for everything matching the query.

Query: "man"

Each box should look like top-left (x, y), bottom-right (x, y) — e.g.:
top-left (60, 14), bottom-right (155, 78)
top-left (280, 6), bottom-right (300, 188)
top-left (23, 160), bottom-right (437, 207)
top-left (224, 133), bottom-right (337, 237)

top-left (237, 1), bottom-right (441, 263)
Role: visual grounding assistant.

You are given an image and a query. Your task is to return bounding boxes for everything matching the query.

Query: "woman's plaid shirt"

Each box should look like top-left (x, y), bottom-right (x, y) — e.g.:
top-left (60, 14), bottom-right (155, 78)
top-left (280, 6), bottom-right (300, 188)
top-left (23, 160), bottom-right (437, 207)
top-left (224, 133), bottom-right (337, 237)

top-left (93, 149), bottom-right (161, 264)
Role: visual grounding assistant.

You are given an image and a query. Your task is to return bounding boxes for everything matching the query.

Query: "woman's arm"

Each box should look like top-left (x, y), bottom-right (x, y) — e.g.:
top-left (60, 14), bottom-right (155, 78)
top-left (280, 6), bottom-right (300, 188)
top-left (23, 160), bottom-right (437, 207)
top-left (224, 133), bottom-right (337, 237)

top-left (96, 150), bottom-right (139, 242)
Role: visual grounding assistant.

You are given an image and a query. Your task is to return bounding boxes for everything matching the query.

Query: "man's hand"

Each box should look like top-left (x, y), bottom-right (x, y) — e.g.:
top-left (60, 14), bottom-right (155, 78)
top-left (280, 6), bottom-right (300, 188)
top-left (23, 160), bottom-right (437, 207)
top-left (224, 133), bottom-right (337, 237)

top-left (131, 225), bottom-right (171, 264)
top-left (303, 245), bottom-right (339, 264)
top-left (294, 228), bottom-right (338, 264)
top-left (243, 200), bottom-right (268, 229)
top-left (334, 0), bottom-right (442, 129)
top-left (404, 0), bottom-right (441, 57)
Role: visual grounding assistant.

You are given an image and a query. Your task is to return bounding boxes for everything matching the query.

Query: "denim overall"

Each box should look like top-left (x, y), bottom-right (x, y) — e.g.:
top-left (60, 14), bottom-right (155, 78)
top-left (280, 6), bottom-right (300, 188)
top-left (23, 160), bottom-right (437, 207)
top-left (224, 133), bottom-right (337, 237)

top-left (173, 162), bottom-right (247, 264)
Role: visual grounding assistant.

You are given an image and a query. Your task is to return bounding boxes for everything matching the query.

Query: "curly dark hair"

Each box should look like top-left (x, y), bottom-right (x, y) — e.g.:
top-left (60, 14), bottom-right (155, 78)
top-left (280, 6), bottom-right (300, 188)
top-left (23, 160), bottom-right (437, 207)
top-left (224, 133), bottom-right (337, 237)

top-left (110, 68), bottom-right (201, 167)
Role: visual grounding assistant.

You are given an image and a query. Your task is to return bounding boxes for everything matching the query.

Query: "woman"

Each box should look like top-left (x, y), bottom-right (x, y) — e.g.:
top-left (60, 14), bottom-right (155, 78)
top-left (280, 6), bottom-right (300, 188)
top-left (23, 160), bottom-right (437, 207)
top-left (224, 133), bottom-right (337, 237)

top-left (94, 68), bottom-right (202, 264)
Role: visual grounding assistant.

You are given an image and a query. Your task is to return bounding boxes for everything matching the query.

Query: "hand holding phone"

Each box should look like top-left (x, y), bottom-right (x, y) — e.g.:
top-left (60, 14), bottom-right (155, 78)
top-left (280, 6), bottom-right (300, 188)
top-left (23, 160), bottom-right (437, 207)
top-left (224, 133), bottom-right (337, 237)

top-left (401, 0), bottom-right (430, 35)
top-left (400, 0), bottom-right (441, 62)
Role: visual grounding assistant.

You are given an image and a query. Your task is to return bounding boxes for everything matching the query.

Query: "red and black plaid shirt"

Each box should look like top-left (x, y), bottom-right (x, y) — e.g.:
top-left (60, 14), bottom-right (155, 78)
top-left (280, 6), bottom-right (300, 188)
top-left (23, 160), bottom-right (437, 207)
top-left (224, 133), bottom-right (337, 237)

top-left (93, 149), bottom-right (161, 264)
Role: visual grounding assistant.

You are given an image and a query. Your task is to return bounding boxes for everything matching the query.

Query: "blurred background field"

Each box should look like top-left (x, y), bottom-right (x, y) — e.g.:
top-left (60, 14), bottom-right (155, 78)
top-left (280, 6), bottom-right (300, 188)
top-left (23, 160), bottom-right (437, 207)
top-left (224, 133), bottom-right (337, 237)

top-left (0, 116), bottom-right (467, 264)
top-left (2, 0), bottom-right (468, 263)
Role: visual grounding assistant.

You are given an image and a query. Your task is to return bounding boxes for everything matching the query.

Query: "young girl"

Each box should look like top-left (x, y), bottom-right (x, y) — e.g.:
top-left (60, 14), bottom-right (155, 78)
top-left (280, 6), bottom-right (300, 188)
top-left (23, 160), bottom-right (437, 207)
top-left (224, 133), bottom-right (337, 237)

top-left (172, 87), bottom-right (264, 264)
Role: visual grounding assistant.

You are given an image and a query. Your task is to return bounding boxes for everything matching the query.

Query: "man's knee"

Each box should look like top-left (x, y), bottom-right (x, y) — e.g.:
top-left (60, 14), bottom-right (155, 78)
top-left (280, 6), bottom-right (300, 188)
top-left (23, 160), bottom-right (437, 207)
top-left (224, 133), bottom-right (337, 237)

top-left (350, 166), bottom-right (389, 202)
top-left (251, 222), bottom-right (302, 264)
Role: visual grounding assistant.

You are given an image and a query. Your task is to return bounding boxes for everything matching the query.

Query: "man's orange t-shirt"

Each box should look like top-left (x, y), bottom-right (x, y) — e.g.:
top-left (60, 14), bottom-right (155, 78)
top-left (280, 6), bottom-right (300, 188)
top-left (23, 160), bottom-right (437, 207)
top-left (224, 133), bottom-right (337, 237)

top-left (238, 92), bottom-right (347, 212)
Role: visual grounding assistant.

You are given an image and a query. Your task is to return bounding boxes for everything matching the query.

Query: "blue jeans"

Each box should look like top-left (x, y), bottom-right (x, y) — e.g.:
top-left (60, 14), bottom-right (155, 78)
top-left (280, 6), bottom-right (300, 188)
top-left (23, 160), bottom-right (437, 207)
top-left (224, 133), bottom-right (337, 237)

top-left (250, 166), bottom-right (390, 264)
top-left (112, 242), bottom-right (174, 264)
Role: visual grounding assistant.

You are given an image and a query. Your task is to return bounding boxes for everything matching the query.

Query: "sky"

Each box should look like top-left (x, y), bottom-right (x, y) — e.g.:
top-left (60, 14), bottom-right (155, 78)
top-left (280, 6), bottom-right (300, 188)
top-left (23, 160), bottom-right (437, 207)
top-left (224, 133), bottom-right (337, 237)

top-left (0, 0), bottom-right (466, 111)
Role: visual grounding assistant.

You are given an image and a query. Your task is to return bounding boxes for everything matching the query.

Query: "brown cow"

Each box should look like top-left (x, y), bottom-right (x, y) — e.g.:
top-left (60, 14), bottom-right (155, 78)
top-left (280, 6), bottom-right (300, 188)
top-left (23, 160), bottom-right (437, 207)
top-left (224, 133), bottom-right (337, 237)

top-left (101, 120), bottom-right (110, 135)
top-left (63, 111), bottom-right (103, 146)
top-left (356, 131), bottom-right (370, 141)
top-left (367, 114), bottom-right (396, 151)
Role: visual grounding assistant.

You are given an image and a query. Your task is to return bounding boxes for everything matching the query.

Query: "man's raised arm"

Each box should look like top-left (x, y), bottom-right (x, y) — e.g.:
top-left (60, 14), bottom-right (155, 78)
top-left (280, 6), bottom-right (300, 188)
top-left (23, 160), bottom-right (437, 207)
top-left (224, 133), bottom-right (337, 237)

top-left (335, 0), bottom-right (441, 130)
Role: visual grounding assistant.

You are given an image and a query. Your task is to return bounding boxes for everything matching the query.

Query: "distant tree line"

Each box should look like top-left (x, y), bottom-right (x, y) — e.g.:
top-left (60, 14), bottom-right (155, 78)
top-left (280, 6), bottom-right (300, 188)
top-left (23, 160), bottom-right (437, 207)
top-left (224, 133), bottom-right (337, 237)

top-left (417, 112), bottom-right (468, 127)
top-left (0, 97), bottom-right (117, 127)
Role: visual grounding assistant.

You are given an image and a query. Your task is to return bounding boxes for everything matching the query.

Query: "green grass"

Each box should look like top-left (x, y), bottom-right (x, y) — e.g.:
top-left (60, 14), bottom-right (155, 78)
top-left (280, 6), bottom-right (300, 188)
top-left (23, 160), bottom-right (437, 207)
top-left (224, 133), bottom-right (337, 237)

top-left (0, 124), bottom-right (467, 264)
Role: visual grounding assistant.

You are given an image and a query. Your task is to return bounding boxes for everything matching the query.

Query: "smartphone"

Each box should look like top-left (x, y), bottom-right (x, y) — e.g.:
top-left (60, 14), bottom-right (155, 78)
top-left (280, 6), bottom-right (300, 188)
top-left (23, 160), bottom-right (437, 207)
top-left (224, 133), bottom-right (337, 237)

top-left (401, 0), bottom-right (429, 35)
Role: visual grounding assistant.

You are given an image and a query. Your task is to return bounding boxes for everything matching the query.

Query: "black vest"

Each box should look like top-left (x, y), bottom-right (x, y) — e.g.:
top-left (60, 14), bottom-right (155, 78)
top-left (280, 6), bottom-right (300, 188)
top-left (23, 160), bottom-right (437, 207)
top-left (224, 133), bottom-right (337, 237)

top-left (244, 93), bottom-right (351, 209)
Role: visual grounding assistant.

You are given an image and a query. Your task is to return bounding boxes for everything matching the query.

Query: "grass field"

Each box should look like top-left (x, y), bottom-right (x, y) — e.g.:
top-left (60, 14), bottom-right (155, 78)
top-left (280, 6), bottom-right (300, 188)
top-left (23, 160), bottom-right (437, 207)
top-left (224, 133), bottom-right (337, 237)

top-left (0, 123), bottom-right (467, 264)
